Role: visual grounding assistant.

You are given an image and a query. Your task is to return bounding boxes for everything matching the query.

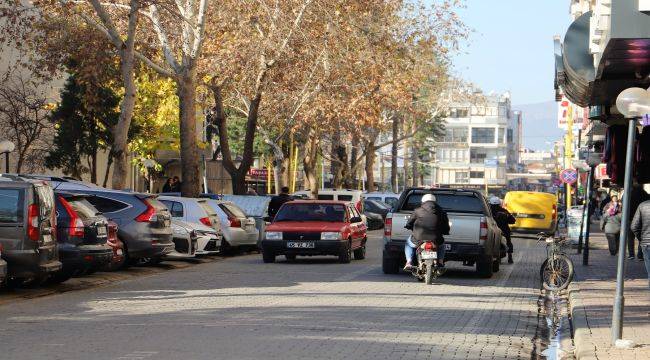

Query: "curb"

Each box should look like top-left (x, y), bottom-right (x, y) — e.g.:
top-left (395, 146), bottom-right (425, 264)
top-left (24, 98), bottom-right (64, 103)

top-left (568, 283), bottom-right (598, 360)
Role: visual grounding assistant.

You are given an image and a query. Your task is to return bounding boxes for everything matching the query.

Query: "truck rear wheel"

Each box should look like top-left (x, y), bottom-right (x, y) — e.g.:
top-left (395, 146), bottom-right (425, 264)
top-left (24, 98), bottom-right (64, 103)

top-left (382, 252), bottom-right (400, 274)
top-left (476, 257), bottom-right (494, 278)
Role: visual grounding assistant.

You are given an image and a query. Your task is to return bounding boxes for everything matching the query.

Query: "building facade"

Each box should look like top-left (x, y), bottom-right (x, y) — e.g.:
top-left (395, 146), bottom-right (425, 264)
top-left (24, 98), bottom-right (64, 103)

top-left (433, 92), bottom-right (521, 192)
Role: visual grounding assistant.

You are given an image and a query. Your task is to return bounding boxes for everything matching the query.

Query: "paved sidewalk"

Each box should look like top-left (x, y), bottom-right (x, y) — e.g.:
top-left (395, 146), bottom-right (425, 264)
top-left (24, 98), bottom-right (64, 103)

top-left (567, 225), bottom-right (650, 360)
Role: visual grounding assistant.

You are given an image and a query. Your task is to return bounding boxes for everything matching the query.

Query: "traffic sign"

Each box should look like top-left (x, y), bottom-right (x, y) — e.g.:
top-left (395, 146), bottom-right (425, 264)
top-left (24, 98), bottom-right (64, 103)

top-left (559, 169), bottom-right (578, 184)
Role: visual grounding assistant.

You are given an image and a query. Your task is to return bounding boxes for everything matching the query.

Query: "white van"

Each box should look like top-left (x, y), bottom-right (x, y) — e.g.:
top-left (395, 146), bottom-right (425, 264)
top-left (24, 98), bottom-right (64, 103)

top-left (362, 192), bottom-right (400, 209)
top-left (293, 189), bottom-right (364, 212)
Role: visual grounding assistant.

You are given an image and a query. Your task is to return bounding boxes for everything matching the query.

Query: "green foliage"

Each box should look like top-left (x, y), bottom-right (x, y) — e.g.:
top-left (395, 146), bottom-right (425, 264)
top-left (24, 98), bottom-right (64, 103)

top-left (45, 73), bottom-right (120, 178)
top-left (224, 109), bottom-right (266, 157)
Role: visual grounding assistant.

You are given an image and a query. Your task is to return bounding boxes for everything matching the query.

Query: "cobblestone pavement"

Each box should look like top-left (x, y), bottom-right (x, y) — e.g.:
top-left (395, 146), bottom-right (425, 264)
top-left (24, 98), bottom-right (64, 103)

top-left (0, 232), bottom-right (548, 360)
top-left (567, 227), bottom-right (650, 360)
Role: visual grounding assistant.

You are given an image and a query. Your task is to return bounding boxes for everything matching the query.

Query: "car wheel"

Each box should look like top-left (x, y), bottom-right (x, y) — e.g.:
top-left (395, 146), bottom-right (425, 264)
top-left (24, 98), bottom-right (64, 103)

top-left (46, 270), bottom-right (73, 285)
top-left (353, 240), bottom-right (366, 260)
top-left (476, 257), bottom-right (494, 278)
top-left (285, 254), bottom-right (296, 262)
top-left (382, 251), bottom-right (400, 274)
top-left (262, 251), bottom-right (275, 263)
top-left (221, 239), bottom-right (234, 256)
top-left (338, 241), bottom-right (352, 264)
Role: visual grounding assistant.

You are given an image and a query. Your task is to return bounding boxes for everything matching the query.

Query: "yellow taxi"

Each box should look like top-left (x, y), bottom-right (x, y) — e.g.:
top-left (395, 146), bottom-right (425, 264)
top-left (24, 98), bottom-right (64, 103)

top-left (503, 191), bottom-right (558, 233)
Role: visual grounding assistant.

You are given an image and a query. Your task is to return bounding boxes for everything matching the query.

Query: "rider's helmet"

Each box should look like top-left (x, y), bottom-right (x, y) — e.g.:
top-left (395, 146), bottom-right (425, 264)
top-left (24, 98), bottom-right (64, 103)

top-left (421, 194), bottom-right (436, 203)
top-left (489, 196), bottom-right (502, 205)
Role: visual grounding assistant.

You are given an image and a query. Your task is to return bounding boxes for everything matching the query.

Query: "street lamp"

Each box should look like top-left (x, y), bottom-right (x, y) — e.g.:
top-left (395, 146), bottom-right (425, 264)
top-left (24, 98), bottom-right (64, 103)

top-left (610, 87), bottom-right (649, 345)
top-left (0, 140), bottom-right (15, 173)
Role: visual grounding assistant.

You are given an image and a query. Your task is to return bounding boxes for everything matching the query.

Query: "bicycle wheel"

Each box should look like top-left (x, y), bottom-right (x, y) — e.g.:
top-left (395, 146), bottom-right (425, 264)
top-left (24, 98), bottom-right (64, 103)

top-left (540, 254), bottom-right (574, 291)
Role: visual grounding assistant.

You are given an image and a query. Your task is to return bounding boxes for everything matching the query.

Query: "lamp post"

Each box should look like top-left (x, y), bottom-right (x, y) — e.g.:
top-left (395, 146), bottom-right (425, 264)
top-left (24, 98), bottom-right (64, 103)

top-left (610, 87), bottom-right (649, 345)
top-left (0, 140), bottom-right (15, 173)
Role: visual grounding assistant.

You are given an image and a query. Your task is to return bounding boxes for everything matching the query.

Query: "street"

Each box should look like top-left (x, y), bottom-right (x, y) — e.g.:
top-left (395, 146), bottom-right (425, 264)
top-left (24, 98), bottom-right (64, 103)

top-left (0, 231), bottom-right (548, 360)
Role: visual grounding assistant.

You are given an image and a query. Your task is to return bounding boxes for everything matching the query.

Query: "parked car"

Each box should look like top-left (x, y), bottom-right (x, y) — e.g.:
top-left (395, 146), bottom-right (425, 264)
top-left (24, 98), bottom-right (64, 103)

top-left (167, 220), bottom-right (199, 259)
top-left (206, 200), bottom-right (259, 253)
top-left (158, 196), bottom-right (222, 255)
top-left (363, 199), bottom-right (391, 230)
top-left (362, 192), bottom-right (400, 209)
top-left (50, 192), bottom-right (114, 282)
top-left (503, 191), bottom-right (558, 233)
top-left (293, 189), bottom-right (364, 213)
top-left (103, 220), bottom-right (126, 271)
top-left (220, 195), bottom-right (271, 245)
top-left (170, 219), bottom-right (221, 257)
top-left (383, 188), bottom-right (504, 278)
top-left (0, 174), bottom-right (62, 285)
top-left (260, 200), bottom-right (367, 263)
top-left (21, 176), bottom-right (174, 266)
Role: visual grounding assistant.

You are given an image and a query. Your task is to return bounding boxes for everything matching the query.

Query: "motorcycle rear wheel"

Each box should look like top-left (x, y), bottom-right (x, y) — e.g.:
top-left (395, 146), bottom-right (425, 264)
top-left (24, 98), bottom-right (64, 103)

top-left (425, 264), bottom-right (434, 285)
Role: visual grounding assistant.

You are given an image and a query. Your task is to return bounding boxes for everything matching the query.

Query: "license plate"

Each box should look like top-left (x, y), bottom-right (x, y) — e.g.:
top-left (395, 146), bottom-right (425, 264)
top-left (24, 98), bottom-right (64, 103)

top-left (421, 251), bottom-right (437, 260)
top-left (287, 242), bottom-right (315, 249)
top-left (116, 249), bottom-right (123, 256)
top-left (43, 234), bottom-right (52, 243)
top-left (164, 219), bottom-right (171, 227)
top-left (97, 226), bottom-right (107, 235)
top-left (445, 244), bottom-right (451, 250)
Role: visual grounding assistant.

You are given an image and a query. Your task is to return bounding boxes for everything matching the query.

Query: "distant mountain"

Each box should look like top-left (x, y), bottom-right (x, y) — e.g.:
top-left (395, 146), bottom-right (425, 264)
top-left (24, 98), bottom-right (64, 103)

top-left (514, 101), bottom-right (564, 151)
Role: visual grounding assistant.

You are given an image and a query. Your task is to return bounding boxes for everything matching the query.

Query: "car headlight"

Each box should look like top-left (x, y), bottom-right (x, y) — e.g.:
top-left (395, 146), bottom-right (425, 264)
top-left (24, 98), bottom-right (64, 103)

top-left (321, 232), bottom-right (341, 240)
top-left (265, 231), bottom-right (283, 240)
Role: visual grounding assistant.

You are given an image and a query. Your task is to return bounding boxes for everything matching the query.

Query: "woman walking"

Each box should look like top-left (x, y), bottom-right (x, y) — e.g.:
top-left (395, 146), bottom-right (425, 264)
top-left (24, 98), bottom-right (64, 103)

top-left (601, 195), bottom-right (624, 256)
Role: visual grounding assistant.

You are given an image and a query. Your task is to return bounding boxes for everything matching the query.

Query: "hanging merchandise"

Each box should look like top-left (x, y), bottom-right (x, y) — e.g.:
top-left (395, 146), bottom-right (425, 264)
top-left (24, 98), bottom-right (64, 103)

top-left (637, 125), bottom-right (650, 183)
top-left (602, 124), bottom-right (638, 185)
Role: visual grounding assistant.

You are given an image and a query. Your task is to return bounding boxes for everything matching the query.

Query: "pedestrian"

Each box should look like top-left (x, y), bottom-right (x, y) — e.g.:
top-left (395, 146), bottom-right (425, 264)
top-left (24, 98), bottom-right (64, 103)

top-left (600, 195), bottom-right (624, 256)
top-left (630, 197), bottom-right (650, 288)
top-left (171, 176), bottom-right (182, 192)
top-left (627, 186), bottom-right (650, 260)
top-left (489, 196), bottom-right (516, 264)
top-left (403, 194), bottom-right (450, 270)
top-left (267, 186), bottom-right (293, 220)
top-left (162, 178), bottom-right (173, 193)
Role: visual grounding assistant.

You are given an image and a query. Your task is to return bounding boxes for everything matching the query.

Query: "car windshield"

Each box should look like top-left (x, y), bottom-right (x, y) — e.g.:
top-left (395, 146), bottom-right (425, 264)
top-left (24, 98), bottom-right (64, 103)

top-left (67, 198), bottom-right (99, 219)
top-left (367, 200), bottom-right (390, 210)
top-left (274, 203), bottom-right (345, 222)
top-left (403, 192), bottom-right (485, 214)
top-left (219, 203), bottom-right (247, 219)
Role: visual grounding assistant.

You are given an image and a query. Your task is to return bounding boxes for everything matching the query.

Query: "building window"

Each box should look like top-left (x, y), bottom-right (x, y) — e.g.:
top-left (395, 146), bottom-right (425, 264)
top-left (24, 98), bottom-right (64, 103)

top-left (455, 172), bottom-right (469, 183)
top-left (471, 127), bottom-right (495, 144)
top-left (507, 129), bottom-right (513, 142)
top-left (470, 171), bottom-right (484, 179)
top-left (470, 148), bottom-right (487, 164)
top-left (443, 127), bottom-right (468, 142)
top-left (498, 128), bottom-right (505, 144)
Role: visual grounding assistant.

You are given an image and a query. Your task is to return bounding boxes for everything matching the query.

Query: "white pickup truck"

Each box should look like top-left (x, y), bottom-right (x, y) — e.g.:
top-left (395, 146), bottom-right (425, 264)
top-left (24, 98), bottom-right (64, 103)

top-left (382, 188), bottom-right (504, 278)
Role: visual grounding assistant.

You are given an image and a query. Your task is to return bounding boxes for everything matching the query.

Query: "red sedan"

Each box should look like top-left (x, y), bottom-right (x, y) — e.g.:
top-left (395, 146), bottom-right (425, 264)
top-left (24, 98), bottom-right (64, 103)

top-left (261, 200), bottom-right (367, 263)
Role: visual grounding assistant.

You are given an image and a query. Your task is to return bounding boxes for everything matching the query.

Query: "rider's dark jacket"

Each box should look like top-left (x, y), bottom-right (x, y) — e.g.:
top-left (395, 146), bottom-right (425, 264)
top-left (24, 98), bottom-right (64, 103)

top-left (489, 204), bottom-right (516, 237)
top-left (405, 201), bottom-right (450, 245)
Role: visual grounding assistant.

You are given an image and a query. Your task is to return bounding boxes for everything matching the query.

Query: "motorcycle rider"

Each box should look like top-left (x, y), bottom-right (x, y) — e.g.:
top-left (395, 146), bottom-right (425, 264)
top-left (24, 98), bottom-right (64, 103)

top-left (403, 194), bottom-right (450, 270)
top-left (489, 196), bottom-right (516, 264)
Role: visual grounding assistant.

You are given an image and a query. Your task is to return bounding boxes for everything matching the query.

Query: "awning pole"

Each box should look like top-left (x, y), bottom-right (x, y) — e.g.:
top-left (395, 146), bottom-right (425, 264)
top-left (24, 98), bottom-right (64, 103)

top-left (582, 166), bottom-right (594, 265)
top-left (611, 117), bottom-right (637, 344)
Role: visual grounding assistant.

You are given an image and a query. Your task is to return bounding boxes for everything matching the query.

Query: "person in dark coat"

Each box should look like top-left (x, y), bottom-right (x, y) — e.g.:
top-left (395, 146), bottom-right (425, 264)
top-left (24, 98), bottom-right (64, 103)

top-left (631, 198), bottom-right (650, 287)
top-left (404, 193), bottom-right (450, 270)
top-left (489, 196), bottom-right (516, 264)
top-left (170, 176), bottom-right (182, 192)
top-left (162, 178), bottom-right (173, 193)
top-left (267, 186), bottom-right (293, 219)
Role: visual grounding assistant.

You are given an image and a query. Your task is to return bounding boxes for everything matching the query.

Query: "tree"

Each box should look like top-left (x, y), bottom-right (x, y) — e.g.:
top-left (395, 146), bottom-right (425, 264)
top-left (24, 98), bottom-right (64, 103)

top-left (45, 71), bottom-right (120, 182)
top-left (0, 72), bottom-right (52, 173)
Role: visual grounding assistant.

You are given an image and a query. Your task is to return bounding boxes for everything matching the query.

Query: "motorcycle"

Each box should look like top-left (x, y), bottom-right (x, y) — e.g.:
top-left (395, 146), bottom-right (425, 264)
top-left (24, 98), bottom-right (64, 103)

top-left (409, 240), bottom-right (445, 285)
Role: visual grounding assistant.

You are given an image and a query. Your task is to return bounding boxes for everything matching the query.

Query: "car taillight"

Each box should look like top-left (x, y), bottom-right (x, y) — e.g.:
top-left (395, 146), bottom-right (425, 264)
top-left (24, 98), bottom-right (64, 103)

top-left (59, 196), bottom-right (84, 237)
top-left (229, 217), bottom-right (241, 228)
top-left (424, 241), bottom-right (434, 251)
top-left (135, 198), bottom-right (156, 222)
top-left (199, 217), bottom-right (212, 227)
top-left (27, 204), bottom-right (40, 241)
top-left (552, 204), bottom-right (557, 219)
top-left (480, 216), bottom-right (488, 241)
top-left (384, 215), bottom-right (392, 237)
top-left (356, 200), bottom-right (363, 213)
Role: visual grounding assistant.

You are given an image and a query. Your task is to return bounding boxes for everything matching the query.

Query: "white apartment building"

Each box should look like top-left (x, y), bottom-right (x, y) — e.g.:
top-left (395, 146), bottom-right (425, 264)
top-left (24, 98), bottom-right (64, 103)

top-left (433, 92), bottom-right (521, 191)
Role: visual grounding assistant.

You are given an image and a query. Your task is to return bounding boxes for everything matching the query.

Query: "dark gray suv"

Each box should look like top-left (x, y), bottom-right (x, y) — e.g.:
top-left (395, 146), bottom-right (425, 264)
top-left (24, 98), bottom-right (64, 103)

top-left (0, 175), bottom-right (62, 285)
top-left (22, 177), bottom-right (174, 266)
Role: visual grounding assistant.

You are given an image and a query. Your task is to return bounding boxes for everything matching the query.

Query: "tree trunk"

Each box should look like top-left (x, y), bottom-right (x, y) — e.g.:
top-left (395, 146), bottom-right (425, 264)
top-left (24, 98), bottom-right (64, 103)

top-left (391, 115), bottom-right (399, 192)
top-left (365, 141), bottom-right (376, 193)
top-left (102, 154), bottom-right (113, 188)
top-left (110, 3), bottom-right (139, 190)
top-left (177, 72), bottom-right (201, 197)
top-left (411, 122), bottom-right (419, 187)
top-left (15, 152), bottom-right (24, 173)
top-left (264, 136), bottom-right (288, 194)
top-left (349, 135), bottom-right (358, 187)
top-left (303, 134), bottom-right (320, 197)
top-left (91, 151), bottom-right (98, 184)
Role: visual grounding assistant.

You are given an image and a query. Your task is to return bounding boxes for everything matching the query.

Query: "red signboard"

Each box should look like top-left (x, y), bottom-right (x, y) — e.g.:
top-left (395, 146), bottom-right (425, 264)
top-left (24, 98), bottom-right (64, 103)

top-left (248, 168), bottom-right (268, 179)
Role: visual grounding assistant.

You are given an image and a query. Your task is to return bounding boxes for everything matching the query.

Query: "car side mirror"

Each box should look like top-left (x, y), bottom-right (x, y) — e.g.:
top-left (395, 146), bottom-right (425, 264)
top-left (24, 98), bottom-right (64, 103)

top-left (350, 216), bottom-right (362, 223)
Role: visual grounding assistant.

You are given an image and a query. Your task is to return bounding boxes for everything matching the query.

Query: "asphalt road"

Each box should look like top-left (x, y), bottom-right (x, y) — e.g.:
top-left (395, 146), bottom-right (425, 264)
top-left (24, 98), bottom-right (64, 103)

top-left (0, 232), bottom-right (548, 360)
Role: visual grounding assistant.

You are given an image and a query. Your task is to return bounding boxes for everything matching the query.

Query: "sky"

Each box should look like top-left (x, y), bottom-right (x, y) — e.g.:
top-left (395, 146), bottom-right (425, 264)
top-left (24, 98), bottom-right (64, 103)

top-left (443, 0), bottom-right (571, 105)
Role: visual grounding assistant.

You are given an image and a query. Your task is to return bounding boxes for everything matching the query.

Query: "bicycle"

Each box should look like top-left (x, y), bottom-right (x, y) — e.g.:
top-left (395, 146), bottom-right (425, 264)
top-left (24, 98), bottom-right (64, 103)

top-left (538, 233), bottom-right (575, 291)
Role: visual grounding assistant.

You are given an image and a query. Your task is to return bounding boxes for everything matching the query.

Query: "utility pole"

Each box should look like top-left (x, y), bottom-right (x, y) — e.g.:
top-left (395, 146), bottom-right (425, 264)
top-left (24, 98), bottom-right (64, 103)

top-left (565, 106), bottom-right (574, 209)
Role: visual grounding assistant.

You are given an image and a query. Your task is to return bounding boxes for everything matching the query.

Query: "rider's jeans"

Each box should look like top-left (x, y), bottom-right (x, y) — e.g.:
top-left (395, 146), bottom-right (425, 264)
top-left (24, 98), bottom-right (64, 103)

top-left (404, 236), bottom-right (445, 263)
